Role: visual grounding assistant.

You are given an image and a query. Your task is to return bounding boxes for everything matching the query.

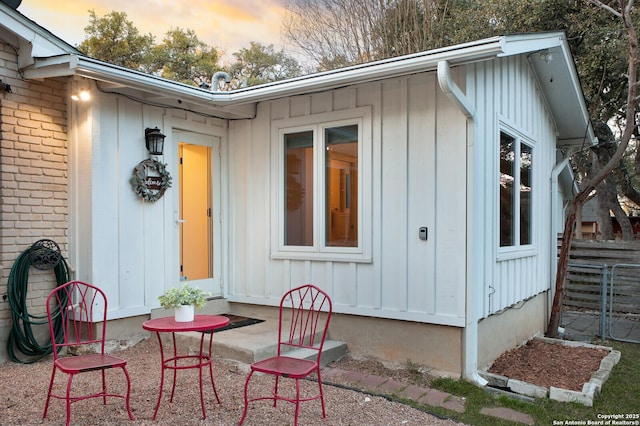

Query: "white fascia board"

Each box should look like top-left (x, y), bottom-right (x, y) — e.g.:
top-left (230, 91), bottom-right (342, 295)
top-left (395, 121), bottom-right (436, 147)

top-left (223, 38), bottom-right (506, 104)
top-left (498, 32), bottom-right (566, 57)
top-left (22, 54), bottom-right (79, 80)
top-left (28, 38), bottom-right (506, 109)
top-left (23, 31), bottom-right (593, 140)
top-left (25, 35), bottom-right (527, 107)
top-left (557, 41), bottom-right (597, 145)
top-left (87, 38), bottom-right (504, 104)
top-left (0, 3), bottom-right (79, 58)
top-left (75, 57), bottom-right (213, 99)
top-left (27, 55), bottom-right (217, 101)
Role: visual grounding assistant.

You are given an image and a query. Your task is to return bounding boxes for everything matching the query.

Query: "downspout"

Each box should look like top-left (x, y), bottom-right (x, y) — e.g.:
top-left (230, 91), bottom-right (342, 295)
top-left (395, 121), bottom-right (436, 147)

top-left (437, 61), bottom-right (474, 119)
top-left (437, 60), bottom-right (487, 386)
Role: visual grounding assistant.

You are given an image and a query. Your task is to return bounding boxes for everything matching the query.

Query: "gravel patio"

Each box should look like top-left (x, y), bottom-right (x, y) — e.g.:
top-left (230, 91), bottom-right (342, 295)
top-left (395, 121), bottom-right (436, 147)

top-left (1, 335), bottom-right (460, 425)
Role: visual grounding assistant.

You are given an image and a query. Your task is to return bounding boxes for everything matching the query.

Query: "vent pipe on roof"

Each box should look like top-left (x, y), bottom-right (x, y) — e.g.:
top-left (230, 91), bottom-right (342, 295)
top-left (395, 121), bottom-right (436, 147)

top-left (212, 71), bottom-right (231, 92)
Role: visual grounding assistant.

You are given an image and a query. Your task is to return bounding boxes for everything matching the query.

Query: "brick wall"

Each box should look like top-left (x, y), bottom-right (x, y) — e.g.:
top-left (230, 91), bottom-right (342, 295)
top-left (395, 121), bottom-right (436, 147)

top-left (0, 42), bottom-right (69, 363)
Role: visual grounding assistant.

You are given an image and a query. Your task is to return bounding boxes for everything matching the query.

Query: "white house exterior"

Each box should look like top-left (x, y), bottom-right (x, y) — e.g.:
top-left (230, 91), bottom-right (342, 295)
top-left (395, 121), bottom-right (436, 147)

top-left (0, 2), bottom-right (595, 380)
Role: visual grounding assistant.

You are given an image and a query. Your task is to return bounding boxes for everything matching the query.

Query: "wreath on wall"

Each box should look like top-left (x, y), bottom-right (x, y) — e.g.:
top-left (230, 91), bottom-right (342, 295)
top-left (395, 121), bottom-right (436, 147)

top-left (130, 159), bottom-right (172, 202)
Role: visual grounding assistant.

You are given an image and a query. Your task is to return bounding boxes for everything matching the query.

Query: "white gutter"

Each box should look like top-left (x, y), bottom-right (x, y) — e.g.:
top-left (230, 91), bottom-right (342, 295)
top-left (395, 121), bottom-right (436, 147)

top-left (437, 60), bottom-right (487, 387)
top-left (223, 40), bottom-right (504, 104)
top-left (26, 38), bottom-right (507, 109)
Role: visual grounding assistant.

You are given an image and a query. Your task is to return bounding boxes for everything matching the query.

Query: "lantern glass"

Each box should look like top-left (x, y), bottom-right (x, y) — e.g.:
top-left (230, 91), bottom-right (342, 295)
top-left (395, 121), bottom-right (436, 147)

top-left (145, 127), bottom-right (166, 155)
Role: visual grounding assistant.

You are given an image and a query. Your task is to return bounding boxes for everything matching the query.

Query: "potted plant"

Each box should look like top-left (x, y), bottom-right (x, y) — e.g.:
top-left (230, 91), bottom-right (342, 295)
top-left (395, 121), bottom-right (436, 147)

top-left (158, 284), bottom-right (211, 322)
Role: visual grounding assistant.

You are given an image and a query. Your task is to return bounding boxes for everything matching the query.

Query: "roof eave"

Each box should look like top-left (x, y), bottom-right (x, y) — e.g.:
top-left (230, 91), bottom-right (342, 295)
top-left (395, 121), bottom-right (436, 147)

top-left (520, 34), bottom-right (597, 147)
top-left (20, 32), bottom-right (596, 143)
top-left (0, 2), bottom-right (80, 69)
top-left (24, 37), bottom-right (507, 118)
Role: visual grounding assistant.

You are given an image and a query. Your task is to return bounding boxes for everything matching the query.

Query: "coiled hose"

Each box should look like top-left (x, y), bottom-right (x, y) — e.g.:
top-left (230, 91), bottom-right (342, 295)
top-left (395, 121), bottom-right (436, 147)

top-left (6, 242), bottom-right (70, 363)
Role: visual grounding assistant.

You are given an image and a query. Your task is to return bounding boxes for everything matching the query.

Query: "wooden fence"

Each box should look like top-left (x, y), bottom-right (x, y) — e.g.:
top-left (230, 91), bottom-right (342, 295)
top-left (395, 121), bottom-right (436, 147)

top-left (563, 239), bottom-right (640, 314)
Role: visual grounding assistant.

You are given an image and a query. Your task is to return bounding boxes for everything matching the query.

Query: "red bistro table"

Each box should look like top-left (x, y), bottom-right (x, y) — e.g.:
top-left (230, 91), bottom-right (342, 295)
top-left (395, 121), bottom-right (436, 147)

top-left (142, 314), bottom-right (230, 420)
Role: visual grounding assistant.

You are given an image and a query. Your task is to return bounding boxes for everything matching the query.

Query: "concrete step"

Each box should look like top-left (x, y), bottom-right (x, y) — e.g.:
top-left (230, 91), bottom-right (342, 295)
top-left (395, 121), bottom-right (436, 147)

top-left (172, 316), bottom-right (348, 367)
top-left (286, 340), bottom-right (349, 367)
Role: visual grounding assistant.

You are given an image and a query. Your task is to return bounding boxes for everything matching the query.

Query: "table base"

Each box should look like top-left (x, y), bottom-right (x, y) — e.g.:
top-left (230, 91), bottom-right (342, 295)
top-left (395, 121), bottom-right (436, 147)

top-left (151, 331), bottom-right (221, 420)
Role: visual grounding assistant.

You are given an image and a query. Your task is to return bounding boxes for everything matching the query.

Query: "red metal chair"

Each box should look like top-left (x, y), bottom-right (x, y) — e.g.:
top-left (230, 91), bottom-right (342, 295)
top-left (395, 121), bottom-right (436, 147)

top-left (42, 280), bottom-right (135, 426)
top-left (239, 284), bottom-right (333, 426)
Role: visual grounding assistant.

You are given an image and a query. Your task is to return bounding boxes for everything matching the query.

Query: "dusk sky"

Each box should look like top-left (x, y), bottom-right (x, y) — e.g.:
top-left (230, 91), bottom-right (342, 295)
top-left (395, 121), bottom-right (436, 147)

top-left (18, 0), bottom-right (289, 63)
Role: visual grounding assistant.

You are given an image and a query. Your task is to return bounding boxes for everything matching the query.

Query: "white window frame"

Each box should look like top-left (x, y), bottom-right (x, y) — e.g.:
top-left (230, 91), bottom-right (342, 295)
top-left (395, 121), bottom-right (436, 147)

top-left (271, 107), bottom-right (372, 262)
top-left (497, 120), bottom-right (537, 261)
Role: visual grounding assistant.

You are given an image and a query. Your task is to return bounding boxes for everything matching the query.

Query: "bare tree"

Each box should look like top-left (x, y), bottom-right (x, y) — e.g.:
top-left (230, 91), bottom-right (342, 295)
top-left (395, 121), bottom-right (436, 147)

top-left (282, 0), bottom-right (453, 69)
top-left (547, 0), bottom-right (638, 338)
top-left (283, 0), bottom-right (380, 67)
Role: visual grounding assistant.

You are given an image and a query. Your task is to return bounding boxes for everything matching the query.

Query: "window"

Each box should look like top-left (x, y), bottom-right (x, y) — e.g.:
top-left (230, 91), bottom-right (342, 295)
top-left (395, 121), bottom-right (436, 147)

top-left (499, 129), bottom-right (533, 248)
top-left (273, 108), bottom-right (371, 262)
top-left (325, 125), bottom-right (358, 247)
top-left (284, 124), bottom-right (358, 247)
top-left (284, 131), bottom-right (314, 246)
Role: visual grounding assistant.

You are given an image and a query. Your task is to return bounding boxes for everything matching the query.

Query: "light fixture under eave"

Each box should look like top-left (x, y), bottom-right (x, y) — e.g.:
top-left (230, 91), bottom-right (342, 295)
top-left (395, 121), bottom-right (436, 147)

top-left (71, 90), bottom-right (91, 101)
top-left (539, 50), bottom-right (553, 63)
top-left (145, 127), bottom-right (166, 156)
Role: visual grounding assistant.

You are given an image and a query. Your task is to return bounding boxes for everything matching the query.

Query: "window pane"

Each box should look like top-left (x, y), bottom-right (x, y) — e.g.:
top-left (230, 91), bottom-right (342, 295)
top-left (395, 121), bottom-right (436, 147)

top-left (520, 143), bottom-right (532, 245)
top-left (285, 131), bottom-right (313, 246)
top-left (499, 132), bottom-right (515, 247)
top-left (325, 125), bottom-right (358, 247)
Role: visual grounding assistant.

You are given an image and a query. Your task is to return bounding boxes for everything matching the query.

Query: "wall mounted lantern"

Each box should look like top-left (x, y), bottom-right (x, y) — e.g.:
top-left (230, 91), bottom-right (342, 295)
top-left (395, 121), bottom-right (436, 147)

top-left (145, 127), bottom-right (166, 156)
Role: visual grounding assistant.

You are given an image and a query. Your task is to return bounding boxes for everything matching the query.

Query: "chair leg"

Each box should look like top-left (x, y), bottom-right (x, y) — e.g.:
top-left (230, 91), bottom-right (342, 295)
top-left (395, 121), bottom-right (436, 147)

top-left (238, 370), bottom-right (256, 426)
top-left (122, 366), bottom-right (135, 421)
top-left (294, 378), bottom-right (301, 426)
top-left (42, 366), bottom-right (57, 419)
top-left (65, 373), bottom-right (75, 426)
top-left (102, 369), bottom-right (107, 405)
top-left (317, 369), bottom-right (327, 418)
top-left (273, 375), bottom-right (280, 408)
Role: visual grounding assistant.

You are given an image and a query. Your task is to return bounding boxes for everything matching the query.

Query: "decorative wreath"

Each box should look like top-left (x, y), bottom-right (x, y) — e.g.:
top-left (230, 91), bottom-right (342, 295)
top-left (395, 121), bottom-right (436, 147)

top-left (130, 159), bottom-right (172, 202)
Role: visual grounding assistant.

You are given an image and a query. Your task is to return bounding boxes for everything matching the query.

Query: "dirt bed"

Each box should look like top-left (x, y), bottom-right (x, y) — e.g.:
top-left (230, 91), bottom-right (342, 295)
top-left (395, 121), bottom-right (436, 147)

top-left (488, 339), bottom-right (608, 391)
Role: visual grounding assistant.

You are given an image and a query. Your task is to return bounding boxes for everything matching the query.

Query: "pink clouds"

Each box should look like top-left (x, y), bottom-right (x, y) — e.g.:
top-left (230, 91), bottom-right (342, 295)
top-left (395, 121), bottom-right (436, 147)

top-left (18, 0), bottom-right (288, 58)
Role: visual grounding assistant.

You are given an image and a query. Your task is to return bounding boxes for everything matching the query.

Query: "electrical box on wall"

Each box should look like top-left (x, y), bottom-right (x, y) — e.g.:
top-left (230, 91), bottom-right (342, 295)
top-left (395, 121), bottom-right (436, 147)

top-left (419, 227), bottom-right (428, 241)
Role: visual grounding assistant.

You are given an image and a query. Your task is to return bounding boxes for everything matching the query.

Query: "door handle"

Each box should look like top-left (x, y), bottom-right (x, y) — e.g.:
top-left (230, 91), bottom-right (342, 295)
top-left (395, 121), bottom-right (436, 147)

top-left (174, 211), bottom-right (187, 223)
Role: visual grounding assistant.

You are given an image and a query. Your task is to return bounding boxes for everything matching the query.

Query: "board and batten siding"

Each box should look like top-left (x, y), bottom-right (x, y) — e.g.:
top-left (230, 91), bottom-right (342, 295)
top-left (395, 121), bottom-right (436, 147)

top-left (468, 56), bottom-right (557, 320)
top-left (69, 82), bottom-right (226, 319)
top-left (227, 69), bottom-right (468, 327)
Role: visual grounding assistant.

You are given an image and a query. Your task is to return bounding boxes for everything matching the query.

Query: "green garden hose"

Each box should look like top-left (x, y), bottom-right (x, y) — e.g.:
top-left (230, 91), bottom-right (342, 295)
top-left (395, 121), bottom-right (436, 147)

top-left (6, 242), bottom-right (70, 363)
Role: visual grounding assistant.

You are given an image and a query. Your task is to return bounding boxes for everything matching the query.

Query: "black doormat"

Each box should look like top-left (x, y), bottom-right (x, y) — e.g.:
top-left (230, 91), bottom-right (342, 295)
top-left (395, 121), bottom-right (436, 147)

top-left (209, 314), bottom-right (265, 333)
